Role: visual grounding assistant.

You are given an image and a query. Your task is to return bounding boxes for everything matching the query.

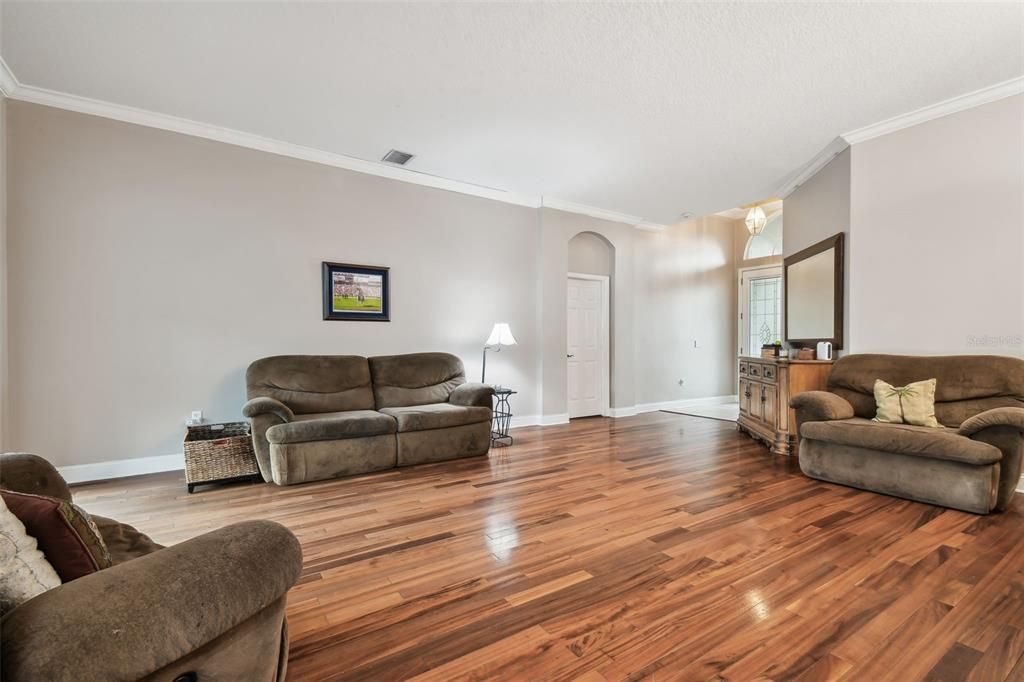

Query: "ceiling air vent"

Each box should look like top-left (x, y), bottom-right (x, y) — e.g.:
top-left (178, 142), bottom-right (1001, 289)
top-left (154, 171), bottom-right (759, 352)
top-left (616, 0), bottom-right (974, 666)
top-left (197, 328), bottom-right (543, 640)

top-left (382, 149), bottom-right (414, 165)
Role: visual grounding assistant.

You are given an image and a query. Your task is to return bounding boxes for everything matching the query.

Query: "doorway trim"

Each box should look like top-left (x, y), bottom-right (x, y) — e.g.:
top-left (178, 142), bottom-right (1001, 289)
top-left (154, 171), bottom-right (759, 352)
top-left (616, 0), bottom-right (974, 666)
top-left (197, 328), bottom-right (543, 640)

top-left (737, 264), bottom-right (784, 358)
top-left (567, 272), bottom-right (611, 418)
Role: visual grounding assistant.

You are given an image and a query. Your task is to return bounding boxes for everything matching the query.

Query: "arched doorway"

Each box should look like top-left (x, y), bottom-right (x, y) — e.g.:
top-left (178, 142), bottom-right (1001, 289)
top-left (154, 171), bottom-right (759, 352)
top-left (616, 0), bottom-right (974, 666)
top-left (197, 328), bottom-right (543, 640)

top-left (567, 232), bottom-right (614, 418)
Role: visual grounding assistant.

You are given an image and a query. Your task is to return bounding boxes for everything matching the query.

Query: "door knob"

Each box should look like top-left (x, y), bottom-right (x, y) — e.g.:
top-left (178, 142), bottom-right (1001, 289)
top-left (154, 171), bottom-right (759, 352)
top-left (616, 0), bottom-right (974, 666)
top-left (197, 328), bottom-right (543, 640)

top-left (567, 354), bottom-right (575, 358)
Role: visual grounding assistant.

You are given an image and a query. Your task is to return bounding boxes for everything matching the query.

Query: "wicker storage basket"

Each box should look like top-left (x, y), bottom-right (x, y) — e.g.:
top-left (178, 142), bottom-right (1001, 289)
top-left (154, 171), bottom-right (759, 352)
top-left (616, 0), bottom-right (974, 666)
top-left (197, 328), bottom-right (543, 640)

top-left (183, 422), bottom-right (259, 492)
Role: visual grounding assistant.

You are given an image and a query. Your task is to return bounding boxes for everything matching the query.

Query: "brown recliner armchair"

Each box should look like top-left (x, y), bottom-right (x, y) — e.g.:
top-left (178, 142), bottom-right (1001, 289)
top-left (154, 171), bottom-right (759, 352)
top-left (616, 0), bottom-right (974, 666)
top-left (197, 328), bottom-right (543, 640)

top-left (791, 354), bottom-right (1024, 514)
top-left (0, 453), bottom-right (302, 682)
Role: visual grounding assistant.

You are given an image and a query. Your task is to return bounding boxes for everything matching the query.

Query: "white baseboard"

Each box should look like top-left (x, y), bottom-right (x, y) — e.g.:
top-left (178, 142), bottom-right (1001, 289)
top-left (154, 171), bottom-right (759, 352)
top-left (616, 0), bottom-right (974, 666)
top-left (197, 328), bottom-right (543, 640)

top-left (1018, 475), bottom-right (1024, 493)
top-left (510, 397), bottom-right (738, 426)
top-left (509, 413), bottom-right (570, 428)
top-left (59, 453), bottom-right (184, 485)
top-left (633, 394), bottom-right (739, 414)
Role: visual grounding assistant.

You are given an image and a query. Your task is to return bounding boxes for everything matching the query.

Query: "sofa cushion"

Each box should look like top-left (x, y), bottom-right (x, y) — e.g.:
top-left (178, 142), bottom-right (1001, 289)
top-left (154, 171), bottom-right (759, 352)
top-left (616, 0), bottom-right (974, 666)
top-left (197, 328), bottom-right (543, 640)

top-left (380, 403), bottom-right (492, 432)
top-left (0, 495), bottom-right (60, 614)
top-left (1, 490), bottom-right (112, 582)
top-left (827, 354), bottom-right (1024, 427)
top-left (873, 378), bottom-right (939, 427)
top-left (801, 418), bottom-right (1001, 465)
top-left (265, 411), bottom-right (396, 444)
top-left (246, 355), bottom-right (375, 414)
top-left (369, 352), bottom-right (466, 408)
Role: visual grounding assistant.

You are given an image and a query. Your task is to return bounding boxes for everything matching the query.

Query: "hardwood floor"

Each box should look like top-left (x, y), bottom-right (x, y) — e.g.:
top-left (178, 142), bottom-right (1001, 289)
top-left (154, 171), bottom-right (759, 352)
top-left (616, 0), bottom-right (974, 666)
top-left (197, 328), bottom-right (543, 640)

top-left (73, 412), bottom-right (1024, 681)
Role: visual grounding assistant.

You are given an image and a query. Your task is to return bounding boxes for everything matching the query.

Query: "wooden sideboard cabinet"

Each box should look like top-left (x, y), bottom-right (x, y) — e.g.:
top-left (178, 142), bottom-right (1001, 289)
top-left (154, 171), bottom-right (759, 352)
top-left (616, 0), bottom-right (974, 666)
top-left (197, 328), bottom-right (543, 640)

top-left (737, 355), bottom-right (833, 456)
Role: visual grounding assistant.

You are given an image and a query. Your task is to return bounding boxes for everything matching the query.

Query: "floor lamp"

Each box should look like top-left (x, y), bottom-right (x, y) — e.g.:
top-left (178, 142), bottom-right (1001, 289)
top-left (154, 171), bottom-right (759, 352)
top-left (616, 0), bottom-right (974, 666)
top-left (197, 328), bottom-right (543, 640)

top-left (482, 323), bottom-right (517, 384)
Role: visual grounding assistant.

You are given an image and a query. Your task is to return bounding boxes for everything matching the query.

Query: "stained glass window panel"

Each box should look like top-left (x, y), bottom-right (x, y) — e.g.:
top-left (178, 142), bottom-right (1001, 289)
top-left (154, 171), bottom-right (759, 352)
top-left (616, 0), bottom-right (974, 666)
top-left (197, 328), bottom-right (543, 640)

top-left (748, 275), bottom-right (782, 354)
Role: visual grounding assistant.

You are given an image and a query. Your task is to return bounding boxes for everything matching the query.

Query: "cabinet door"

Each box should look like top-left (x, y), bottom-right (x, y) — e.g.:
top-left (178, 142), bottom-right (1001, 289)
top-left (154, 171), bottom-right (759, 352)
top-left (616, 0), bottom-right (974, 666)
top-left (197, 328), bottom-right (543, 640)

top-left (739, 378), bottom-right (750, 415)
top-left (760, 384), bottom-right (778, 428)
top-left (749, 381), bottom-right (764, 421)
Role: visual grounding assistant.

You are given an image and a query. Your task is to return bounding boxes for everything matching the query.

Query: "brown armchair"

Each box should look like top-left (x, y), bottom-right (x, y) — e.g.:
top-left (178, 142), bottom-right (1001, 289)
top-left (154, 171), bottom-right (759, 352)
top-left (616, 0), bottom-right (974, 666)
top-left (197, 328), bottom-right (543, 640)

top-left (0, 453), bottom-right (302, 681)
top-left (791, 354), bottom-right (1024, 514)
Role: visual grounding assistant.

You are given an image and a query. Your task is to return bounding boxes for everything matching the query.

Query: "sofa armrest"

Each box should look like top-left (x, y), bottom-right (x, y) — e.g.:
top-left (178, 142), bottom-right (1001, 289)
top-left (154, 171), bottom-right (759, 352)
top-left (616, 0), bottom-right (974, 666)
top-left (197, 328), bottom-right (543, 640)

top-left (243, 398), bottom-right (293, 482)
top-left (0, 453), bottom-right (73, 501)
top-left (242, 396), bottom-right (295, 423)
top-left (958, 407), bottom-right (1024, 512)
top-left (449, 383), bottom-right (496, 409)
top-left (789, 391), bottom-right (856, 422)
top-left (958, 407), bottom-right (1024, 437)
top-left (1, 520), bottom-right (302, 682)
top-left (790, 392), bottom-right (855, 437)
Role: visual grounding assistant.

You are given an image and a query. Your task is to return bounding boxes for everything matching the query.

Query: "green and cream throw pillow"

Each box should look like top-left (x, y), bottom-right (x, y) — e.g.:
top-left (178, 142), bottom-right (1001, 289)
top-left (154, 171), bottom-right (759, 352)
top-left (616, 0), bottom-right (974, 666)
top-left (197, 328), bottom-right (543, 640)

top-left (873, 378), bottom-right (940, 428)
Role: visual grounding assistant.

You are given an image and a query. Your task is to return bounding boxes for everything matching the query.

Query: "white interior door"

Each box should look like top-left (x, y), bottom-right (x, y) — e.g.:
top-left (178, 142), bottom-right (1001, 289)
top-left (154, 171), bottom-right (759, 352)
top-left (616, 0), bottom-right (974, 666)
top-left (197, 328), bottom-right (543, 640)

top-left (567, 276), bottom-right (607, 418)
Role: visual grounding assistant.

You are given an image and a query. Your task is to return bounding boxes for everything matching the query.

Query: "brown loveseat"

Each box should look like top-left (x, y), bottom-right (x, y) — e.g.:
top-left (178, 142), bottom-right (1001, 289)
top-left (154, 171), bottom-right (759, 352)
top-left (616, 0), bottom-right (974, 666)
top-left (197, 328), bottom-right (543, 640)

top-left (243, 352), bottom-right (494, 485)
top-left (0, 453), bottom-right (302, 681)
top-left (791, 354), bottom-right (1024, 514)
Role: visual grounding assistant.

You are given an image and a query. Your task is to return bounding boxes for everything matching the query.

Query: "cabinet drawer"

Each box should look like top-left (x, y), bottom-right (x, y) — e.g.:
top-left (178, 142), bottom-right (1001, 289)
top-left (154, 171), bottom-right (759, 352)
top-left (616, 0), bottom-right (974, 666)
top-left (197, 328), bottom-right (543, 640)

top-left (761, 364), bottom-right (777, 382)
top-left (747, 363), bottom-right (762, 378)
top-left (738, 361), bottom-right (748, 376)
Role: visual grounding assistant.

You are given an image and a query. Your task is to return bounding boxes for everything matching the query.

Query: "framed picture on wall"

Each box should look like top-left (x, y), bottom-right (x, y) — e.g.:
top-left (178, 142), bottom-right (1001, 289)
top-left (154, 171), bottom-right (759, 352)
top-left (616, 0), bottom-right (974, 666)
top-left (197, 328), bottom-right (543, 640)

top-left (322, 262), bottom-right (390, 321)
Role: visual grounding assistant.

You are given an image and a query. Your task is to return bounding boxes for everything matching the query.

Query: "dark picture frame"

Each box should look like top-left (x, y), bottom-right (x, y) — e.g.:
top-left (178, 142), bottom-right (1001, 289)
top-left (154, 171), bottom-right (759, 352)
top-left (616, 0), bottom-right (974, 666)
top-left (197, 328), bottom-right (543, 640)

top-left (322, 262), bottom-right (390, 321)
top-left (784, 232), bottom-right (844, 349)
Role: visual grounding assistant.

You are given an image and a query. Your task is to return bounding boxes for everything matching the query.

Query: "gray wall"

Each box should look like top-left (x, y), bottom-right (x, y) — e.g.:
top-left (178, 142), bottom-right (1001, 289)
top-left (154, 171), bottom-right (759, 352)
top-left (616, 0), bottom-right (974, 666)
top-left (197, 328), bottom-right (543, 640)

top-left (783, 95), bottom-right (1023, 358)
top-left (849, 95), bottom-right (1023, 357)
top-left (5, 101), bottom-right (741, 467)
top-left (782, 147), bottom-right (851, 349)
top-left (7, 102), bottom-right (543, 466)
top-left (539, 208), bottom-right (637, 414)
top-left (568, 231), bottom-right (613, 276)
top-left (0, 98), bottom-right (7, 446)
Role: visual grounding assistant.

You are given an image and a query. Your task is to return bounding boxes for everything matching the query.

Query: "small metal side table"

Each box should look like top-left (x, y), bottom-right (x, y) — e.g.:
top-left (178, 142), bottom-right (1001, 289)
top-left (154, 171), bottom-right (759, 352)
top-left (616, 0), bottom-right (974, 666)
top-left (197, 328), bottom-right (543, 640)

top-left (491, 387), bottom-right (516, 446)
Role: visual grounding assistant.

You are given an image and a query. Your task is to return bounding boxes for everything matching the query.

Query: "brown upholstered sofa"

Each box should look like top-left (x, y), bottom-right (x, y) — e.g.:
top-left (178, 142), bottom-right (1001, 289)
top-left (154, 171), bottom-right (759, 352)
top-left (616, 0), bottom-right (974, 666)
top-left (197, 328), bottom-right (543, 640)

top-left (0, 453), bottom-right (302, 681)
top-left (791, 354), bottom-right (1024, 514)
top-left (243, 352), bottom-right (494, 485)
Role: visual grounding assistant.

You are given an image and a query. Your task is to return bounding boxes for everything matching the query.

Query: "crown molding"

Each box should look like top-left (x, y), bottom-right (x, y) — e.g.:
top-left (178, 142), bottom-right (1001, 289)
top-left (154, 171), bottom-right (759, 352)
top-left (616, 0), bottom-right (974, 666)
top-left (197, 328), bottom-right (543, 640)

top-left (841, 76), bottom-right (1024, 145)
top-left (0, 57), bottom-right (18, 98)
top-left (6, 76), bottom-right (662, 229)
top-left (10, 83), bottom-right (544, 208)
top-left (776, 76), bottom-right (1024, 199)
top-left (541, 197), bottom-right (654, 229)
top-left (634, 221), bottom-right (668, 232)
top-left (775, 136), bottom-right (849, 199)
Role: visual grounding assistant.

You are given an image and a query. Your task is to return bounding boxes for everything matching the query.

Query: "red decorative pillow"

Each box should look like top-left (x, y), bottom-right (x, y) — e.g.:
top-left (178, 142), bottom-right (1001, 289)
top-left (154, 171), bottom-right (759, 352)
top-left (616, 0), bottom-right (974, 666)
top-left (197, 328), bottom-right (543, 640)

top-left (0, 490), bottom-right (112, 581)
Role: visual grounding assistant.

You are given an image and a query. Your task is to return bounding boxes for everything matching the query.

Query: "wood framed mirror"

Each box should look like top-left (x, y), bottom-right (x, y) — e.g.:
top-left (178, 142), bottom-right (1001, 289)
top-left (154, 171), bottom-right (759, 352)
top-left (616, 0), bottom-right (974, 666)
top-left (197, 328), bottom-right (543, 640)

top-left (784, 232), bottom-right (844, 349)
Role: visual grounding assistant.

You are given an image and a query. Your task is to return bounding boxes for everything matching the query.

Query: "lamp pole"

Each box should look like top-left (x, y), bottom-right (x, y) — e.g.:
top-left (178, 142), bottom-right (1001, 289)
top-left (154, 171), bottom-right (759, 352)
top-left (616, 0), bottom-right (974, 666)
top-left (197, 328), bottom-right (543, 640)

top-left (482, 344), bottom-right (501, 383)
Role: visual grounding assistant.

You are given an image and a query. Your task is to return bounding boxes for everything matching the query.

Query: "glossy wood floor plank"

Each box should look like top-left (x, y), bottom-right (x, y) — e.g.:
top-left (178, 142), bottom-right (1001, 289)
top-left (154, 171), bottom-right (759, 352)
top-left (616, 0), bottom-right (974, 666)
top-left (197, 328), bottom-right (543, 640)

top-left (72, 412), bottom-right (1024, 681)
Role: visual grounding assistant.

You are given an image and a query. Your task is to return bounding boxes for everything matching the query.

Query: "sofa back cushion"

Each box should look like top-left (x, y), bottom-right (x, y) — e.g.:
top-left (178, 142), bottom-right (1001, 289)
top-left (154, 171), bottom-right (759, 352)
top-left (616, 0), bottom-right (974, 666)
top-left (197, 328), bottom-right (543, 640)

top-left (828, 354), bottom-right (1024, 427)
top-left (369, 352), bottom-right (466, 408)
top-left (246, 355), bottom-right (375, 414)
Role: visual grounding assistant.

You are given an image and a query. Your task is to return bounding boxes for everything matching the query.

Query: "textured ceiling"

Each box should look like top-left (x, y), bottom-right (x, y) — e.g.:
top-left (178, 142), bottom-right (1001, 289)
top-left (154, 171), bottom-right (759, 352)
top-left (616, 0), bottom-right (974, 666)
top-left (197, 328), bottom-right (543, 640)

top-left (3, 2), bottom-right (1022, 223)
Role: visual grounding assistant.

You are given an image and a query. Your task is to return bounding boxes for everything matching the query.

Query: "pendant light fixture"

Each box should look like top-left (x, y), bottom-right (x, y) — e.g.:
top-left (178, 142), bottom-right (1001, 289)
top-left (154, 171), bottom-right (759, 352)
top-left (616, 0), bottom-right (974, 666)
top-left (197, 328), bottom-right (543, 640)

top-left (745, 205), bottom-right (767, 235)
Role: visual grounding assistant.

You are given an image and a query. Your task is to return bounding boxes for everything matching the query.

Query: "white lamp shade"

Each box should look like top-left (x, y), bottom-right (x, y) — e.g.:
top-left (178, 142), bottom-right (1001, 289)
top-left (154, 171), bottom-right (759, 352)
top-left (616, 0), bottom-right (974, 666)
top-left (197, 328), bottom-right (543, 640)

top-left (485, 323), bottom-right (517, 346)
top-left (745, 206), bottom-right (767, 235)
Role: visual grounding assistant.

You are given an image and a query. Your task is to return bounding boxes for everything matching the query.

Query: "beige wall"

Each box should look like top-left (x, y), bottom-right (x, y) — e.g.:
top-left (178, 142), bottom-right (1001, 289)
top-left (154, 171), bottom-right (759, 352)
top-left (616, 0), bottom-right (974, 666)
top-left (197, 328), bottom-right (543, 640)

top-left (784, 149), bottom-right (851, 257)
top-left (633, 215), bottom-right (740, 404)
top-left (5, 101), bottom-right (741, 467)
top-left (783, 148), bottom-right (851, 349)
top-left (849, 95), bottom-right (1023, 357)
